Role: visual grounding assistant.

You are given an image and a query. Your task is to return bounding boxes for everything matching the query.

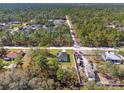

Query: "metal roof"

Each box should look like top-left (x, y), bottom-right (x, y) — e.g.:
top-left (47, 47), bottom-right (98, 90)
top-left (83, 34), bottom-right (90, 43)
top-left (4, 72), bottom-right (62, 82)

top-left (104, 51), bottom-right (122, 61)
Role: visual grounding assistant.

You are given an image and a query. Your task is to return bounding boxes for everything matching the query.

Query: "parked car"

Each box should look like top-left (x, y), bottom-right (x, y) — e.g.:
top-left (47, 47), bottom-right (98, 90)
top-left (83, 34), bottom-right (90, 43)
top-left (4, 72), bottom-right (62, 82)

top-left (79, 60), bottom-right (84, 67)
top-left (4, 57), bottom-right (12, 61)
top-left (71, 32), bottom-right (75, 35)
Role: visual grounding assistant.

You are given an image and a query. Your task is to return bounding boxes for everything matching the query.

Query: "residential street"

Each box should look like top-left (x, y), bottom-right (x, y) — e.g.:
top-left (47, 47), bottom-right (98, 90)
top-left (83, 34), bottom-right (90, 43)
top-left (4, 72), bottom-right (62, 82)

top-left (2, 46), bottom-right (124, 51)
top-left (66, 15), bottom-right (80, 48)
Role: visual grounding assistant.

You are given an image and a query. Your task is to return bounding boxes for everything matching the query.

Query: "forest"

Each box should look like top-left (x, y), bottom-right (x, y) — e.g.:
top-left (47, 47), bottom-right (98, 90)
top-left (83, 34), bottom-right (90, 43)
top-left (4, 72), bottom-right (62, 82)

top-left (0, 49), bottom-right (79, 90)
top-left (1, 5), bottom-right (124, 47)
top-left (69, 8), bottom-right (124, 47)
top-left (0, 8), bottom-right (73, 47)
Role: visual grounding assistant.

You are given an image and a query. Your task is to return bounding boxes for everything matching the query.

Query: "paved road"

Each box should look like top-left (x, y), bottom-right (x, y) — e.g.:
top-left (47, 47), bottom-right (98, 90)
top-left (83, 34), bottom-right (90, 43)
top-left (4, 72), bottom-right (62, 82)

top-left (2, 46), bottom-right (124, 51)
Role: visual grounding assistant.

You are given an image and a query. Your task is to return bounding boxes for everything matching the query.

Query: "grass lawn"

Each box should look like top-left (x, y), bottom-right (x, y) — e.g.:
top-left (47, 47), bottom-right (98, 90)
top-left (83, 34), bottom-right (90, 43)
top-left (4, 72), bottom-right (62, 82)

top-left (48, 49), bottom-right (75, 69)
top-left (0, 60), bottom-right (16, 67)
top-left (119, 65), bottom-right (124, 70)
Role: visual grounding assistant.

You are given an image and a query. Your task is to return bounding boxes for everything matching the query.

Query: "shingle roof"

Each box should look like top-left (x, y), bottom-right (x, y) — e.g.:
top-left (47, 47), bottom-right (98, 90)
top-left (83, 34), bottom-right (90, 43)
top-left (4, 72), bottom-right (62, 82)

top-left (57, 52), bottom-right (68, 62)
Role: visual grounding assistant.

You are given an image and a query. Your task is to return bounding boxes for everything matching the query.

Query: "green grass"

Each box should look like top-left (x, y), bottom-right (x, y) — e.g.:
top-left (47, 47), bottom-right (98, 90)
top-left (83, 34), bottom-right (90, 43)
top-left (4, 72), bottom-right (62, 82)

top-left (0, 59), bottom-right (16, 67)
top-left (48, 49), bottom-right (75, 69)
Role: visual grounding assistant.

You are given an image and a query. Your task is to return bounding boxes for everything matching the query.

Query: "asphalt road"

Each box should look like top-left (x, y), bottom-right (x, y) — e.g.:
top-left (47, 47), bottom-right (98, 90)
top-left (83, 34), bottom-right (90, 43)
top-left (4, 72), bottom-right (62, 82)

top-left (1, 46), bottom-right (124, 51)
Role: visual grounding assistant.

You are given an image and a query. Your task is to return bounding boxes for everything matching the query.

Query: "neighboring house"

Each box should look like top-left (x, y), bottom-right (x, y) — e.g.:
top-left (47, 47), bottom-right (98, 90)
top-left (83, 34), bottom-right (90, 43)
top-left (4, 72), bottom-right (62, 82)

top-left (42, 25), bottom-right (48, 30)
top-left (48, 19), bottom-right (54, 22)
top-left (82, 56), bottom-right (95, 81)
top-left (53, 19), bottom-right (65, 26)
top-left (5, 51), bottom-right (17, 61)
top-left (57, 50), bottom-right (69, 62)
top-left (0, 23), bottom-right (6, 26)
top-left (117, 27), bottom-right (124, 32)
top-left (106, 24), bottom-right (116, 28)
top-left (102, 51), bottom-right (123, 64)
top-left (86, 63), bottom-right (95, 81)
top-left (12, 21), bottom-right (21, 24)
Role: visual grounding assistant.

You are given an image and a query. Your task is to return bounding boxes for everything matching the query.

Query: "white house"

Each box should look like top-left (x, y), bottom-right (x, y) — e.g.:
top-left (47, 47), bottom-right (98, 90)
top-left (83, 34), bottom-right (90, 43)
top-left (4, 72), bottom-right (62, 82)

top-left (102, 51), bottom-right (123, 64)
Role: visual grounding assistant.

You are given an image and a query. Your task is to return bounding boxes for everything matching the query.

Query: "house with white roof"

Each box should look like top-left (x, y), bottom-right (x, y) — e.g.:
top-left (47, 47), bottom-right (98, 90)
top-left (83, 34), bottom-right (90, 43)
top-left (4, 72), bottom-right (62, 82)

top-left (102, 51), bottom-right (123, 64)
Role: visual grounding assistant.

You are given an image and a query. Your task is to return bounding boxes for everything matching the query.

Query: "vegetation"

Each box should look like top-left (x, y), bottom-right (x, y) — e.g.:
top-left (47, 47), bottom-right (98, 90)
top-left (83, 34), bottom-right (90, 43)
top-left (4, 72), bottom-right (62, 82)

top-left (69, 8), bottom-right (124, 47)
top-left (0, 8), bottom-right (73, 47)
top-left (1, 4), bottom-right (124, 90)
top-left (96, 62), bottom-right (124, 79)
top-left (0, 59), bottom-right (4, 69)
top-left (1, 6), bottom-right (124, 47)
top-left (0, 49), bottom-right (78, 90)
top-left (0, 25), bottom-right (72, 47)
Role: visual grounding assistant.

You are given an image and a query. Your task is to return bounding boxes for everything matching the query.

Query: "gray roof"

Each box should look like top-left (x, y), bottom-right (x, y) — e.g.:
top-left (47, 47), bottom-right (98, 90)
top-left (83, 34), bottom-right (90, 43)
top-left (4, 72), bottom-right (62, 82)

top-left (86, 64), bottom-right (95, 79)
top-left (57, 52), bottom-right (69, 62)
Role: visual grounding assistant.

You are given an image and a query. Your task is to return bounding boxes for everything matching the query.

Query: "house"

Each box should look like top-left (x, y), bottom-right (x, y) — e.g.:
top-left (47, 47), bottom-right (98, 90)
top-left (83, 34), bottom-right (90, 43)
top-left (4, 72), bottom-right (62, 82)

top-left (82, 56), bottom-right (95, 81)
top-left (0, 23), bottom-right (6, 26)
top-left (117, 27), bottom-right (124, 32)
top-left (48, 19), bottom-right (54, 22)
top-left (86, 63), bottom-right (95, 81)
top-left (57, 50), bottom-right (69, 62)
top-left (4, 51), bottom-right (17, 61)
top-left (6, 51), bottom-right (17, 60)
top-left (53, 19), bottom-right (65, 26)
top-left (102, 51), bottom-right (123, 64)
top-left (106, 24), bottom-right (116, 28)
top-left (12, 21), bottom-right (21, 24)
top-left (42, 25), bottom-right (48, 30)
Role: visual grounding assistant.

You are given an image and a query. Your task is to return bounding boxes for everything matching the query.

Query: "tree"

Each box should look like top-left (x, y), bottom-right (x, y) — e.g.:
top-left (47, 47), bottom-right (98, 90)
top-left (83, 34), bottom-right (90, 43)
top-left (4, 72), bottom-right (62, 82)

top-left (31, 49), bottom-right (49, 76)
top-left (50, 58), bottom-right (60, 72)
top-left (15, 54), bottom-right (23, 65)
top-left (0, 48), bottom-right (7, 57)
top-left (56, 68), bottom-right (64, 81)
top-left (0, 59), bottom-right (4, 69)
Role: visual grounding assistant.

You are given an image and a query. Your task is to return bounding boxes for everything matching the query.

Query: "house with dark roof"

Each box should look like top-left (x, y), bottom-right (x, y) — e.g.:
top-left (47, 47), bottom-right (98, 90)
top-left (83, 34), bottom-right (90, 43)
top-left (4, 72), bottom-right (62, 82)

top-left (102, 51), bottom-right (123, 64)
top-left (57, 50), bottom-right (70, 62)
